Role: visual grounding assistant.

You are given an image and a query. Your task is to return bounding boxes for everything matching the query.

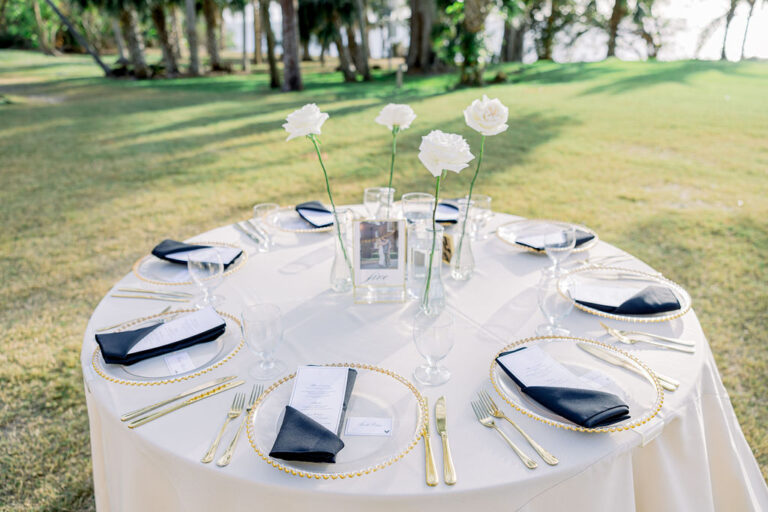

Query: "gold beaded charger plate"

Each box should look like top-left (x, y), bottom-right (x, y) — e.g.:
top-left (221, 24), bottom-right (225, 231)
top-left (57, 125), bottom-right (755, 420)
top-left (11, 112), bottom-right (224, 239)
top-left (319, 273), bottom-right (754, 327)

top-left (91, 309), bottom-right (245, 386)
top-left (266, 206), bottom-right (334, 234)
top-left (132, 241), bottom-right (247, 286)
top-left (495, 219), bottom-right (598, 253)
top-left (490, 336), bottom-right (664, 434)
top-left (246, 363), bottom-right (426, 480)
top-left (558, 266), bottom-right (692, 324)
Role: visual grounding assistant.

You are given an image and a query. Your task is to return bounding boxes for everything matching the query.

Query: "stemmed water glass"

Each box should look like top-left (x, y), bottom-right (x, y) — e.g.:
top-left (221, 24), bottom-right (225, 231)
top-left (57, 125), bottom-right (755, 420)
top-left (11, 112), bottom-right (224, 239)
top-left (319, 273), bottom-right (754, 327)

top-left (543, 223), bottom-right (576, 276)
top-left (187, 249), bottom-right (225, 309)
top-left (412, 309), bottom-right (455, 386)
top-left (536, 273), bottom-right (574, 336)
top-left (469, 194), bottom-right (492, 240)
top-left (401, 192), bottom-right (435, 226)
top-left (252, 202), bottom-right (279, 252)
top-left (363, 187), bottom-right (395, 218)
top-left (241, 303), bottom-right (286, 380)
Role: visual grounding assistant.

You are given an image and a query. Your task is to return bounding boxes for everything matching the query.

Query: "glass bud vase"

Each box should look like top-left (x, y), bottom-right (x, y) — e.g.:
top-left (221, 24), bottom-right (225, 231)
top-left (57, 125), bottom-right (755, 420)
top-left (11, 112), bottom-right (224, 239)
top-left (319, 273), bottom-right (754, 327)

top-left (450, 199), bottom-right (475, 281)
top-left (330, 208), bottom-right (353, 293)
top-left (420, 224), bottom-right (446, 316)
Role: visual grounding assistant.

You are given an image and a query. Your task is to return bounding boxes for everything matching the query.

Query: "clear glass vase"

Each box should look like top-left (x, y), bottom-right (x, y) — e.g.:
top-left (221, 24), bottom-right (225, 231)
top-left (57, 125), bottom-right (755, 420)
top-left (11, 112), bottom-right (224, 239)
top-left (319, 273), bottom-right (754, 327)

top-left (451, 198), bottom-right (475, 281)
top-left (419, 225), bottom-right (446, 316)
top-left (330, 208), bottom-right (353, 293)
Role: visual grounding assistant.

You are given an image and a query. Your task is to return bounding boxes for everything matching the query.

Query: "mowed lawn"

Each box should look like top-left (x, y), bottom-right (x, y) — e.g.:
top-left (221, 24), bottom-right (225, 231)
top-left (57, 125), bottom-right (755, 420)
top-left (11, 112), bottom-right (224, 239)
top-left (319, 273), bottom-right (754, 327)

top-left (1, 49), bottom-right (767, 510)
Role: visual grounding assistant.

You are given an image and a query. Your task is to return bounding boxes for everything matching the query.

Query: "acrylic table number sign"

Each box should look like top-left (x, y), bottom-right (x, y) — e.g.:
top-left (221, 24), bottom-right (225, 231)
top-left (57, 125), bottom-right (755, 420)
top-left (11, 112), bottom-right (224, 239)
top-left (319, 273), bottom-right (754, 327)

top-left (353, 219), bottom-right (407, 303)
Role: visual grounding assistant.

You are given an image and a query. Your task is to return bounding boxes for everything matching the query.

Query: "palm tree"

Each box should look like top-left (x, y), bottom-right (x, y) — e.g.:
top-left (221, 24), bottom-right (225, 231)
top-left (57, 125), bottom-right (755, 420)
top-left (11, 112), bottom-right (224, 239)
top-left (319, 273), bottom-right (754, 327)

top-left (184, 0), bottom-right (201, 75)
top-left (406, 0), bottom-right (436, 72)
top-left (606, 0), bottom-right (626, 57)
top-left (740, 0), bottom-right (761, 60)
top-left (252, 0), bottom-right (262, 63)
top-left (261, 0), bottom-right (280, 87)
top-left (280, 0), bottom-right (303, 90)
top-left (721, 0), bottom-right (738, 60)
top-left (43, 0), bottom-right (113, 75)
top-left (149, 0), bottom-right (180, 75)
top-left (202, 0), bottom-right (227, 70)
top-left (351, 0), bottom-right (371, 79)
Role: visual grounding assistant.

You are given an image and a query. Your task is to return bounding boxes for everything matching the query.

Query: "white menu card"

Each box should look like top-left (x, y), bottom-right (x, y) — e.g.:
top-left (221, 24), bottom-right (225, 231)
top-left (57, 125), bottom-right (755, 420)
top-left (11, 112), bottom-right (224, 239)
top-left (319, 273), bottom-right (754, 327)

top-left (163, 246), bottom-right (242, 265)
top-left (498, 346), bottom-right (605, 391)
top-left (127, 307), bottom-right (224, 355)
top-left (289, 366), bottom-right (350, 433)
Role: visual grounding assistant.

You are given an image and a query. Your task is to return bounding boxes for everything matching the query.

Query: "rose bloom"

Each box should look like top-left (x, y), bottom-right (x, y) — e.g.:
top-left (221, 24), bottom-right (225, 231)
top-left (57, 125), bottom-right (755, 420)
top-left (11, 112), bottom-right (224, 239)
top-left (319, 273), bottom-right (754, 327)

top-left (463, 95), bottom-right (509, 136)
top-left (375, 104), bottom-right (417, 130)
top-left (418, 130), bottom-right (475, 178)
top-left (283, 104), bottom-right (330, 141)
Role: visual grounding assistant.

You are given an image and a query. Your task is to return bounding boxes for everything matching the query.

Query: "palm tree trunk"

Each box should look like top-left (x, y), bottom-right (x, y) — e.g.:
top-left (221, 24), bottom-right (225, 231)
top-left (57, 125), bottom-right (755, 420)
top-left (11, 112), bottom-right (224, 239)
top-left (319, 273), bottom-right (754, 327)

top-left (740, 0), bottom-right (756, 60)
top-left (169, 6), bottom-right (183, 61)
top-left (279, 0), bottom-right (303, 91)
top-left (721, 0), bottom-right (737, 61)
top-left (185, 0), bottom-right (201, 75)
top-left (241, 8), bottom-right (249, 71)
top-left (319, 42), bottom-right (326, 66)
top-left (150, 4), bottom-right (180, 76)
top-left (346, 25), bottom-right (362, 71)
top-left (0, 0), bottom-right (9, 31)
top-left (203, 0), bottom-right (225, 70)
top-left (33, 0), bottom-right (56, 55)
top-left (42, 0), bottom-right (112, 75)
top-left (606, 0), bottom-right (626, 58)
top-left (332, 13), bottom-right (356, 82)
top-left (302, 37), bottom-right (311, 61)
top-left (406, 0), bottom-right (435, 72)
top-left (353, 0), bottom-right (370, 79)
top-left (501, 18), bottom-right (524, 62)
top-left (261, 0), bottom-right (280, 88)
top-left (540, 0), bottom-right (560, 60)
top-left (111, 19), bottom-right (129, 65)
top-left (252, 0), bottom-right (262, 63)
top-left (119, 5), bottom-right (150, 78)
top-left (218, 6), bottom-right (225, 50)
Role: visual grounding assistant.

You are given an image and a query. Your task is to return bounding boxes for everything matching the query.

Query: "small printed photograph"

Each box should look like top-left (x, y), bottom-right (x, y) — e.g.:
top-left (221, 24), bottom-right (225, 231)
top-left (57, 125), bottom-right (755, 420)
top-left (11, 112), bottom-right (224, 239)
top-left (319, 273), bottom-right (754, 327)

top-left (359, 221), bottom-right (400, 270)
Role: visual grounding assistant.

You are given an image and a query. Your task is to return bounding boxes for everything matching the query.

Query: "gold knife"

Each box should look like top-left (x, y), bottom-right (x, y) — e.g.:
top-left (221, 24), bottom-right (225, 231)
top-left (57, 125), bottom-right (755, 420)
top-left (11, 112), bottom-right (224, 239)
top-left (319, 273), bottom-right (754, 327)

top-left (423, 397), bottom-right (439, 487)
top-left (435, 396), bottom-right (456, 485)
top-left (128, 379), bottom-right (245, 428)
top-left (577, 342), bottom-right (679, 391)
top-left (120, 375), bottom-right (238, 422)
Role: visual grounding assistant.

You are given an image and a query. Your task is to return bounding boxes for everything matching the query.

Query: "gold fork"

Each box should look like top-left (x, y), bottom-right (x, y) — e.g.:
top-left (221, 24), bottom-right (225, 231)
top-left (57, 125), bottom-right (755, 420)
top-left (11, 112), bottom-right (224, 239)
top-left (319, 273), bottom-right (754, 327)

top-left (477, 391), bottom-right (558, 466)
top-left (216, 385), bottom-right (263, 467)
top-left (471, 400), bottom-right (537, 469)
top-left (201, 392), bottom-right (245, 463)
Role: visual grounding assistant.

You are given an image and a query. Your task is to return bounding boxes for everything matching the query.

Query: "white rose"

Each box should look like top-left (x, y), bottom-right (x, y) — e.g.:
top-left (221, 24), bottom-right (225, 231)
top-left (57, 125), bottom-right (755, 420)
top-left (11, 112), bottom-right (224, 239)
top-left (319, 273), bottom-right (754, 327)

top-left (418, 130), bottom-right (475, 178)
top-left (375, 104), bottom-right (417, 130)
top-left (463, 95), bottom-right (509, 136)
top-left (283, 104), bottom-right (330, 141)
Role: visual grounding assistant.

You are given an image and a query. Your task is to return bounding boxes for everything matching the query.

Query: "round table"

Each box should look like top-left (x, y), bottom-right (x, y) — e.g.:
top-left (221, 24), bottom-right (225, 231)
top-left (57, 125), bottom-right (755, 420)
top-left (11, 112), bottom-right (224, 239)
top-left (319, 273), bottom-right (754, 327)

top-left (81, 208), bottom-right (768, 512)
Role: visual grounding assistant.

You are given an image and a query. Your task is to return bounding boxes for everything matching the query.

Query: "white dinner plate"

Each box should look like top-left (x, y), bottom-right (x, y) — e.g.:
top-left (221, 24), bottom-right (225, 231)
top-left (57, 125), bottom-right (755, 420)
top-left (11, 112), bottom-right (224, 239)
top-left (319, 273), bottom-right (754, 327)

top-left (496, 219), bottom-right (599, 253)
top-left (132, 241), bottom-right (247, 286)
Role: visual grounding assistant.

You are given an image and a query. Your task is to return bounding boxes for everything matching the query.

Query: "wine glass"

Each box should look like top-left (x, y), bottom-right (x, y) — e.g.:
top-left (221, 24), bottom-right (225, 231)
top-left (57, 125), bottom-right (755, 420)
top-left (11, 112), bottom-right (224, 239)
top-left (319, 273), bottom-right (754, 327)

top-left (536, 273), bottom-right (574, 336)
top-left (187, 249), bottom-right (225, 309)
top-left (401, 192), bottom-right (435, 226)
top-left (469, 194), bottom-right (492, 239)
top-left (543, 223), bottom-right (576, 276)
top-left (252, 202), bottom-right (279, 252)
top-left (241, 303), bottom-right (286, 380)
top-left (412, 309), bottom-right (454, 386)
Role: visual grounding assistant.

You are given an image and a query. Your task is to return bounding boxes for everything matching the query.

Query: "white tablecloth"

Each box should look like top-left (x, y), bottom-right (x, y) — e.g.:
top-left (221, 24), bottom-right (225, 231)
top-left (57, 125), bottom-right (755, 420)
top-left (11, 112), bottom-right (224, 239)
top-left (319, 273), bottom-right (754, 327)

top-left (81, 209), bottom-right (768, 511)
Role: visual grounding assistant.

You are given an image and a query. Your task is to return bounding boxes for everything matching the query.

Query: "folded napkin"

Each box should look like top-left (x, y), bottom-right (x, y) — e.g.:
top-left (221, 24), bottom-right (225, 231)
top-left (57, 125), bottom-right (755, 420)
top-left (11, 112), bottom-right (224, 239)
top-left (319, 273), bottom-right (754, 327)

top-left (436, 202), bottom-right (459, 224)
top-left (95, 307), bottom-right (226, 366)
top-left (496, 348), bottom-right (630, 428)
top-left (575, 285), bottom-right (681, 316)
top-left (151, 239), bottom-right (242, 268)
top-left (269, 368), bottom-right (357, 463)
top-left (514, 228), bottom-right (595, 251)
top-left (295, 201), bottom-right (334, 228)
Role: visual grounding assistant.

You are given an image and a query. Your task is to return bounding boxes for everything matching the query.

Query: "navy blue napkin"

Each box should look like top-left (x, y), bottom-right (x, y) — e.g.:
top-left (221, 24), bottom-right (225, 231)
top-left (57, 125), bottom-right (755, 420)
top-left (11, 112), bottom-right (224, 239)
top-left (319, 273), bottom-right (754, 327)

top-left (436, 202), bottom-right (459, 224)
top-left (496, 348), bottom-right (630, 428)
top-left (295, 201), bottom-right (334, 228)
top-left (151, 239), bottom-right (241, 268)
top-left (514, 229), bottom-right (595, 251)
top-left (95, 317), bottom-right (226, 366)
top-left (576, 285), bottom-right (681, 316)
top-left (269, 368), bottom-right (357, 463)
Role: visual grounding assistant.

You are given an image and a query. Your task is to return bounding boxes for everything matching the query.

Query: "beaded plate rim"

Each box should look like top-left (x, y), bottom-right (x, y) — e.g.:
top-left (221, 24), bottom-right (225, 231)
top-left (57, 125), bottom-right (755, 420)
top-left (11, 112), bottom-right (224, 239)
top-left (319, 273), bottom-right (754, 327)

top-left (266, 206), bottom-right (334, 234)
top-left (131, 241), bottom-right (248, 286)
top-left (490, 335), bottom-right (664, 434)
top-left (91, 308), bottom-right (244, 386)
top-left (494, 219), bottom-right (599, 254)
top-left (558, 265), bottom-right (692, 324)
top-left (245, 362), bottom-right (427, 480)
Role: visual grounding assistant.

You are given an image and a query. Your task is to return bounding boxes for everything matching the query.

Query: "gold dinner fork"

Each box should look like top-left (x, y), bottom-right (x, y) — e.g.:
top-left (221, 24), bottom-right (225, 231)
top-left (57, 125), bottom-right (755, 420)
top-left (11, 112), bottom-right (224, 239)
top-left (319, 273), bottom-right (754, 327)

top-left (471, 400), bottom-right (537, 469)
top-left (477, 391), bottom-right (558, 466)
top-left (201, 392), bottom-right (245, 463)
top-left (216, 385), bottom-right (263, 467)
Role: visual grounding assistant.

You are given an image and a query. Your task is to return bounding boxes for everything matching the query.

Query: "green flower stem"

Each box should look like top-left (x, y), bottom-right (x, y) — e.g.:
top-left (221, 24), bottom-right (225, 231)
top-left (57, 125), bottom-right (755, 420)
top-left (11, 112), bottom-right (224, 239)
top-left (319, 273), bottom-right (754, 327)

top-left (422, 172), bottom-right (444, 312)
top-left (456, 135), bottom-right (485, 267)
top-left (386, 126), bottom-right (399, 218)
top-left (309, 134), bottom-right (352, 275)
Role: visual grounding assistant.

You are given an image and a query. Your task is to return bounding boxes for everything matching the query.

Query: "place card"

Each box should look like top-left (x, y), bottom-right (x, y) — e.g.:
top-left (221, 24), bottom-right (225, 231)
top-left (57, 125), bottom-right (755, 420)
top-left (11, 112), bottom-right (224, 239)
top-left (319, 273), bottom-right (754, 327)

top-left (163, 246), bottom-right (242, 266)
top-left (289, 366), bottom-right (350, 433)
top-left (344, 417), bottom-right (393, 436)
top-left (163, 351), bottom-right (196, 375)
top-left (497, 346), bottom-right (602, 390)
top-left (127, 307), bottom-right (224, 355)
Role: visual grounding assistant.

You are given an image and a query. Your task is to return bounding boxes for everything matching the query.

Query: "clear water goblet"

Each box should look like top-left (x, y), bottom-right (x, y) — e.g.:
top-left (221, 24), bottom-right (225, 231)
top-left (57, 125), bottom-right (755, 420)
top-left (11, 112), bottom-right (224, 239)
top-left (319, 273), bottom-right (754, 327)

top-left (536, 272), bottom-right (574, 336)
top-left (187, 249), bottom-right (225, 309)
top-left (401, 192), bottom-right (435, 226)
top-left (469, 194), bottom-right (492, 240)
top-left (413, 309), bottom-right (454, 386)
top-left (543, 223), bottom-right (576, 276)
top-left (241, 303), bottom-right (287, 380)
top-left (252, 202), bottom-right (279, 251)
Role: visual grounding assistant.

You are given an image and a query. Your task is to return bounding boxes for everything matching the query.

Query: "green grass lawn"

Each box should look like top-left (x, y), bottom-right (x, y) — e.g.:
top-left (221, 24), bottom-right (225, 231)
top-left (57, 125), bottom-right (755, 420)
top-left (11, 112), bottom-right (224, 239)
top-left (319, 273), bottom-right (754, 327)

top-left (1, 49), bottom-right (766, 510)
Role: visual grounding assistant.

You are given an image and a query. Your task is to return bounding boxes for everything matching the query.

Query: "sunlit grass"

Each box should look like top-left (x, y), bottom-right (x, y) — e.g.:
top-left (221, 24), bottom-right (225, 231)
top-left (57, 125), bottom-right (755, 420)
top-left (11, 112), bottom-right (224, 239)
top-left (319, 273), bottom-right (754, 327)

top-left (1, 49), bottom-right (767, 510)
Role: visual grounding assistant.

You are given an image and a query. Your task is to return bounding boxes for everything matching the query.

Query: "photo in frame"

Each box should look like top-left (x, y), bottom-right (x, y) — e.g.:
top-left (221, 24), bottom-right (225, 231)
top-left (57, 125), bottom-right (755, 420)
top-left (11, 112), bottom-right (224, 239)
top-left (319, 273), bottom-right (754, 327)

top-left (353, 219), bottom-right (406, 303)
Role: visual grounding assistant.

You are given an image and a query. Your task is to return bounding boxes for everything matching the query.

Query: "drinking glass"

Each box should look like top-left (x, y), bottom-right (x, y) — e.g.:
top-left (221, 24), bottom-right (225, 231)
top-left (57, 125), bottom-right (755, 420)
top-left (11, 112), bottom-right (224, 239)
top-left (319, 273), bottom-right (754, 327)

top-left (536, 273), bottom-right (574, 336)
top-left (469, 194), bottom-right (492, 240)
top-left (252, 202), bottom-right (279, 252)
top-left (413, 309), bottom-right (454, 386)
top-left (187, 249), bottom-right (225, 308)
top-left (543, 223), bottom-right (576, 276)
top-left (363, 187), bottom-right (395, 218)
top-left (401, 192), bottom-right (435, 226)
top-left (241, 303), bottom-right (286, 380)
